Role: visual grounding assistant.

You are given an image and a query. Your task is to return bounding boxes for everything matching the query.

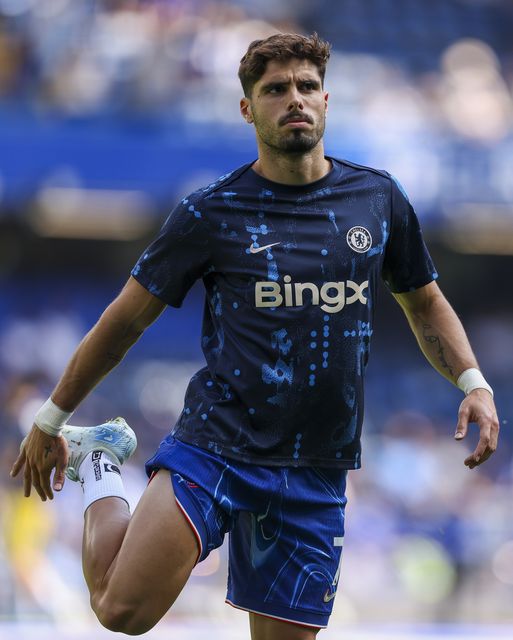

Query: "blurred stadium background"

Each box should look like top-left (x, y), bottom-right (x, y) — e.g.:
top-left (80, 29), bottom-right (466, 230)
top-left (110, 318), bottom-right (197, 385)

top-left (1, 0), bottom-right (512, 638)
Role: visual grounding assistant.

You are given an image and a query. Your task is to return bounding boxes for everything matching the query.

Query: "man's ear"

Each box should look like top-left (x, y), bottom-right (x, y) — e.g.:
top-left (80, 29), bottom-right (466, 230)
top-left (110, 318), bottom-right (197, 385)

top-left (240, 97), bottom-right (254, 124)
top-left (324, 91), bottom-right (329, 114)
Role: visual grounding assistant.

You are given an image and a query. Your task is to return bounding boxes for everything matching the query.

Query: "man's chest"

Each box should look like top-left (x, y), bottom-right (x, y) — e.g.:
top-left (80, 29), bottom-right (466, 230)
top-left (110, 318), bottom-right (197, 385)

top-left (208, 189), bottom-right (390, 284)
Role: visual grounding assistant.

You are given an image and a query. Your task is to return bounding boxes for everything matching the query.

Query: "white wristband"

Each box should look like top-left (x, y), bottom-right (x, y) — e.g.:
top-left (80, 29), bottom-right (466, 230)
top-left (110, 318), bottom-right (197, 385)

top-left (457, 368), bottom-right (494, 397)
top-left (34, 398), bottom-right (74, 437)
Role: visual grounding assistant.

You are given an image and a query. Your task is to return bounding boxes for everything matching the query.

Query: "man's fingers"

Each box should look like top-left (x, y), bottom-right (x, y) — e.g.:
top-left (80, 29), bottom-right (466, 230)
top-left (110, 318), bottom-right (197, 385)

top-left (464, 455), bottom-right (477, 469)
top-left (10, 448), bottom-right (26, 478)
top-left (490, 412), bottom-right (500, 450)
top-left (23, 465), bottom-right (32, 498)
top-left (473, 412), bottom-right (497, 462)
top-left (12, 432), bottom-right (70, 499)
top-left (465, 425), bottom-right (495, 469)
top-left (53, 454), bottom-right (67, 493)
top-left (31, 468), bottom-right (47, 502)
top-left (458, 393), bottom-right (499, 469)
top-left (465, 450), bottom-right (491, 468)
top-left (455, 406), bottom-right (469, 440)
top-left (478, 450), bottom-right (493, 465)
top-left (474, 434), bottom-right (490, 461)
top-left (41, 469), bottom-right (54, 501)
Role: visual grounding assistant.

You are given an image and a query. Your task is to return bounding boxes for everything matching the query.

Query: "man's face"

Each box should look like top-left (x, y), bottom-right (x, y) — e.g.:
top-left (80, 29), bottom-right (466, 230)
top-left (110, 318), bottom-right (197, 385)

top-left (241, 58), bottom-right (328, 154)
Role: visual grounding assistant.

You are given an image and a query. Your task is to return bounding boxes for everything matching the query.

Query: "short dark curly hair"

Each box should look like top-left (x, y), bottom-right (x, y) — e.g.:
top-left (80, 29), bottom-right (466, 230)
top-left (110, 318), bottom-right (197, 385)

top-left (238, 33), bottom-right (331, 97)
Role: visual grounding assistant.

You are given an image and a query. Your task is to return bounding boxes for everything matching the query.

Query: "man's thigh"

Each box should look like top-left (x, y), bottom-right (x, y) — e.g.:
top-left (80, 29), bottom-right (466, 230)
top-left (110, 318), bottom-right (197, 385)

top-left (98, 469), bottom-right (199, 628)
top-left (249, 613), bottom-right (319, 640)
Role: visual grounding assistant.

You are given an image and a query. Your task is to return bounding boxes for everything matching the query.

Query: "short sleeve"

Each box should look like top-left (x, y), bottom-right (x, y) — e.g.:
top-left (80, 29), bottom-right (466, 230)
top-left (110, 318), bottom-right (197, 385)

top-left (382, 175), bottom-right (438, 293)
top-left (131, 195), bottom-right (211, 307)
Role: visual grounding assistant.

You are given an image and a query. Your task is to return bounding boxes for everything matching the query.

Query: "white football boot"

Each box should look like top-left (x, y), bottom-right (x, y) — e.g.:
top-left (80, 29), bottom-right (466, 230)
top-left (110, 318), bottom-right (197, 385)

top-left (62, 417), bottom-right (137, 481)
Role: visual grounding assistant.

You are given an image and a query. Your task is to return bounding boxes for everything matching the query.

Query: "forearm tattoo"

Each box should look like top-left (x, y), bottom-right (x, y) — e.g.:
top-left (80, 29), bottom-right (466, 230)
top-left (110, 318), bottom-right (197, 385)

top-left (422, 324), bottom-right (454, 376)
top-left (44, 445), bottom-right (53, 459)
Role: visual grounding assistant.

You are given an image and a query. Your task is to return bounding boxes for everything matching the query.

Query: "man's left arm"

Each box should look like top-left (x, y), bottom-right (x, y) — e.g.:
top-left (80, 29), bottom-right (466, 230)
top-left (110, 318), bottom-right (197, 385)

top-left (393, 280), bottom-right (500, 469)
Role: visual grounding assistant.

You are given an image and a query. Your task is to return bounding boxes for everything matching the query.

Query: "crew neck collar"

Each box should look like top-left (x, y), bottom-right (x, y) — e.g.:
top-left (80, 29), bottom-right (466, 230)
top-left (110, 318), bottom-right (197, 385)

top-left (248, 156), bottom-right (341, 192)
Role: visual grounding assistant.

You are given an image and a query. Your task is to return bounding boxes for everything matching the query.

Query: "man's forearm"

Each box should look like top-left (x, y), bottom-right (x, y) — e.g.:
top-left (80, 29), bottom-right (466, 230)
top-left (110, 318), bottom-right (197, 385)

top-left (396, 286), bottom-right (479, 385)
top-left (415, 301), bottom-right (477, 383)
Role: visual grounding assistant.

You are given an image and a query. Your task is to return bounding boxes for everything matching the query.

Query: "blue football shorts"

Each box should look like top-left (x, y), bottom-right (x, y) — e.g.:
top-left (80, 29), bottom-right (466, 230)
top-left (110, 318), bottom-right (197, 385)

top-left (145, 435), bottom-right (348, 629)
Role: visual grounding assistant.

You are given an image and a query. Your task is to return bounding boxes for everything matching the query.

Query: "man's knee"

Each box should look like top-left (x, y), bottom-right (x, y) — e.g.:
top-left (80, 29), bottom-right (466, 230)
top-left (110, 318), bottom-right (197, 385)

top-left (93, 592), bottom-right (159, 636)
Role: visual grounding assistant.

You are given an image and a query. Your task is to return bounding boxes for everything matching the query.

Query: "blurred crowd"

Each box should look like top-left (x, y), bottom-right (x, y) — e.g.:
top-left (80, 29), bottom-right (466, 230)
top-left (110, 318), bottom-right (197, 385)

top-left (1, 0), bottom-right (513, 629)
top-left (0, 0), bottom-right (511, 146)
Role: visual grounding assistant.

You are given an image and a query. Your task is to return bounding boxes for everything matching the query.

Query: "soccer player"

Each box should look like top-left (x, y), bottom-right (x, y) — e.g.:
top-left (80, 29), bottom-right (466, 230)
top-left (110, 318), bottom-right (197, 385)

top-left (10, 33), bottom-right (499, 639)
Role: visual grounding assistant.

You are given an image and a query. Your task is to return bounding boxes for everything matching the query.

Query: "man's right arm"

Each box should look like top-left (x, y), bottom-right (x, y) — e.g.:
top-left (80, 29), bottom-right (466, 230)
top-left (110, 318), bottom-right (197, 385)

top-left (10, 276), bottom-right (166, 500)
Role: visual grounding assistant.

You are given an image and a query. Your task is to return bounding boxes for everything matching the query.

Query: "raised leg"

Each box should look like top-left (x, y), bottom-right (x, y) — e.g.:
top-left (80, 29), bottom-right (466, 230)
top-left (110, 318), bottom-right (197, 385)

top-left (83, 469), bottom-right (199, 635)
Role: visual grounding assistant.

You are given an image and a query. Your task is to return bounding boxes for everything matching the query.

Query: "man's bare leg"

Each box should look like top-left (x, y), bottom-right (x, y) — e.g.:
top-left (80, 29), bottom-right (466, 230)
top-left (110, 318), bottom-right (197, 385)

top-left (249, 613), bottom-right (320, 640)
top-left (82, 469), bottom-right (199, 635)
top-left (82, 496), bottom-right (131, 595)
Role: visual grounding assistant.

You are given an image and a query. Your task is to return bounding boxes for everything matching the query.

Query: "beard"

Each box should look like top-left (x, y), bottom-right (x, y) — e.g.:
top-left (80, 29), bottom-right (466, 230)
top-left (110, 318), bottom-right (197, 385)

top-left (253, 112), bottom-right (325, 154)
top-left (280, 129), bottom-right (322, 152)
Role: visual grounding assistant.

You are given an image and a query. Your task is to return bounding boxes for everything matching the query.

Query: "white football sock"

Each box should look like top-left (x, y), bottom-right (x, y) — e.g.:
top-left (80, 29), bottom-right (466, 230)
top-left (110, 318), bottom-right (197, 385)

top-left (77, 451), bottom-right (128, 513)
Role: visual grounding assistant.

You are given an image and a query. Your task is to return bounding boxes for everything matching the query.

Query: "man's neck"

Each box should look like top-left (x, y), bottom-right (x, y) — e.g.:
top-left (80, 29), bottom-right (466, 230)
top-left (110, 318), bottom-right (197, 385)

top-left (252, 144), bottom-right (331, 186)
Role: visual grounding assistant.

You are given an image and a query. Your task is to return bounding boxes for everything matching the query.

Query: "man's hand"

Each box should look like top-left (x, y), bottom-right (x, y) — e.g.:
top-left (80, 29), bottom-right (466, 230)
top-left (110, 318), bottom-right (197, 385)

top-left (455, 389), bottom-right (499, 469)
top-left (10, 426), bottom-right (69, 501)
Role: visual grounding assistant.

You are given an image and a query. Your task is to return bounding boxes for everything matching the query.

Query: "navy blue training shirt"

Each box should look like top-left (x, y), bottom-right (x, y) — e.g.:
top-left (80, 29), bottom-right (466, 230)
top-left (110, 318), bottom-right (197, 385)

top-left (132, 157), bottom-right (438, 469)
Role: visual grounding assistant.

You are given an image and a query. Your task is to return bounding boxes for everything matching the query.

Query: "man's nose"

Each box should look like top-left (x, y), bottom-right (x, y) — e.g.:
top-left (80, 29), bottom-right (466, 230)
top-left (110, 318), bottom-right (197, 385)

top-left (287, 87), bottom-right (304, 110)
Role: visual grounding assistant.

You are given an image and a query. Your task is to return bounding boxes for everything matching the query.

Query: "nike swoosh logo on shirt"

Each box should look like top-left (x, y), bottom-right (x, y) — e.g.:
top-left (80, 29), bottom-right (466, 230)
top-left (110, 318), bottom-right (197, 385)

top-left (249, 242), bottom-right (281, 254)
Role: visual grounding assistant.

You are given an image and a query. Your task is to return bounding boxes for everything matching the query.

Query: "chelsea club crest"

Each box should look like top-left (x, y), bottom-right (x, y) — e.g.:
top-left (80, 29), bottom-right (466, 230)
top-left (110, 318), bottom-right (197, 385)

top-left (346, 226), bottom-right (372, 253)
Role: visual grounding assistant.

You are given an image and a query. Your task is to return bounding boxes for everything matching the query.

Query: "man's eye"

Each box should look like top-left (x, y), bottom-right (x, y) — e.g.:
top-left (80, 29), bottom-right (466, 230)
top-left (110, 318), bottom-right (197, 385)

top-left (269, 86), bottom-right (284, 93)
top-left (301, 82), bottom-right (315, 91)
